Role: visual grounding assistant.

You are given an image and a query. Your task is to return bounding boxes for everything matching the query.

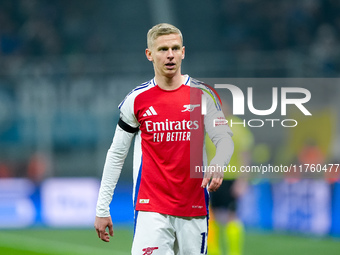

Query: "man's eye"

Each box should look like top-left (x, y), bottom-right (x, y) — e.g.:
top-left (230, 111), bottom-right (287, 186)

top-left (160, 48), bottom-right (168, 51)
top-left (173, 47), bottom-right (180, 50)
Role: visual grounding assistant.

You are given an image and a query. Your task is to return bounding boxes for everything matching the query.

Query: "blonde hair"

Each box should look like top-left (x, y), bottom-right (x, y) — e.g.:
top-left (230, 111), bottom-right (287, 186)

top-left (147, 23), bottom-right (183, 49)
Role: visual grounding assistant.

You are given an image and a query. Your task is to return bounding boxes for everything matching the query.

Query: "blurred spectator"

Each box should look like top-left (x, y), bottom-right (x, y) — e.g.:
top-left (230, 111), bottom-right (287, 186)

top-left (310, 24), bottom-right (340, 74)
top-left (0, 162), bottom-right (11, 178)
top-left (0, 0), bottom-right (339, 60)
top-left (0, 9), bottom-right (23, 55)
top-left (216, 0), bottom-right (339, 56)
top-left (20, 17), bottom-right (62, 55)
top-left (27, 152), bottom-right (50, 183)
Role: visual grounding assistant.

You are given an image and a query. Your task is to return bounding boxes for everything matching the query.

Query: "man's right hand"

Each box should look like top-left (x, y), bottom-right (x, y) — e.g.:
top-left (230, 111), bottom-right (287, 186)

top-left (94, 216), bottom-right (114, 242)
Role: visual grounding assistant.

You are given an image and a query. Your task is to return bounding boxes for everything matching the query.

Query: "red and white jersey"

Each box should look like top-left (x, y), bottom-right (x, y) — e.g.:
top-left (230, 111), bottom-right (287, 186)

top-left (117, 75), bottom-right (233, 217)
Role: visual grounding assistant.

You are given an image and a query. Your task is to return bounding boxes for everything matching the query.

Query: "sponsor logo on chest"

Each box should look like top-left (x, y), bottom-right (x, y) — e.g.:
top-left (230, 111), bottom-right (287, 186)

top-left (142, 105), bottom-right (200, 142)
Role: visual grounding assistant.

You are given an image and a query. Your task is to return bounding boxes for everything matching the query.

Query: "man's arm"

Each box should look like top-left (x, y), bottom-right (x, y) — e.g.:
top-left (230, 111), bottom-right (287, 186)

top-left (201, 91), bottom-right (234, 192)
top-left (201, 134), bottom-right (234, 191)
top-left (95, 124), bottom-right (135, 242)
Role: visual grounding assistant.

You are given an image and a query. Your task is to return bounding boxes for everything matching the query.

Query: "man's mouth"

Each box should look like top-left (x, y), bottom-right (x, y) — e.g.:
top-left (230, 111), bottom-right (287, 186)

top-left (165, 63), bottom-right (175, 69)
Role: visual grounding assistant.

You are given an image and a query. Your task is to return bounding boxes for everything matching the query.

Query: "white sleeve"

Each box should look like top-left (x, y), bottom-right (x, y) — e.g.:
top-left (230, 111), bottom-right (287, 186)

top-left (96, 125), bottom-right (135, 217)
top-left (119, 91), bottom-right (140, 129)
top-left (204, 92), bottom-right (234, 167)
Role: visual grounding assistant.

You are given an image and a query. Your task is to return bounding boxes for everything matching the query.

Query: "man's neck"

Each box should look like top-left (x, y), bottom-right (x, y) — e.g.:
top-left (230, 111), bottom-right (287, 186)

top-left (155, 73), bottom-right (185, 90)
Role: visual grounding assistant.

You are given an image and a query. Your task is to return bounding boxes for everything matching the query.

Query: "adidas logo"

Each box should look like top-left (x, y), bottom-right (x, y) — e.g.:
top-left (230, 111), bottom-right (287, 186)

top-left (143, 106), bottom-right (158, 117)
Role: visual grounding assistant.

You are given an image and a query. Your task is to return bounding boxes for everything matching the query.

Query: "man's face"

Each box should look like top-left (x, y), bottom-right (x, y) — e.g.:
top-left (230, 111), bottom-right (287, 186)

top-left (146, 33), bottom-right (185, 78)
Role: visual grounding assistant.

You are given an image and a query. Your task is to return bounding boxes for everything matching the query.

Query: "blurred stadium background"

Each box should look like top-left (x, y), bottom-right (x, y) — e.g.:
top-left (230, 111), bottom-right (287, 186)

top-left (0, 0), bottom-right (340, 254)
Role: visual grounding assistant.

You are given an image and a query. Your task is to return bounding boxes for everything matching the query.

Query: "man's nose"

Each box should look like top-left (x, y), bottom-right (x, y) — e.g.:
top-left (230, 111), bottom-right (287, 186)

top-left (167, 49), bottom-right (174, 58)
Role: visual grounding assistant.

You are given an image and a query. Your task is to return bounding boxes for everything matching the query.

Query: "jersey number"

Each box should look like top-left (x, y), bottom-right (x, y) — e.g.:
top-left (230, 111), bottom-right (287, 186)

top-left (200, 232), bottom-right (207, 254)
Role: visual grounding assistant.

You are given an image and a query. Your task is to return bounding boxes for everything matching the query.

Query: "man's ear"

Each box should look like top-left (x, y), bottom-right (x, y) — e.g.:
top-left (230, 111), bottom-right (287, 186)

top-left (145, 48), bottom-right (153, 62)
top-left (181, 46), bottom-right (185, 59)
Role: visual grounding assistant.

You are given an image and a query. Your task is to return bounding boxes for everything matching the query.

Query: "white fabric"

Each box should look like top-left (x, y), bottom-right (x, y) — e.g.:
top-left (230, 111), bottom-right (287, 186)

top-left (203, 87), bottom-right (234, 168)
top-left (96, 125), bottom-right (134, 217)
top-left (132, 211), bottom-right (208, 255)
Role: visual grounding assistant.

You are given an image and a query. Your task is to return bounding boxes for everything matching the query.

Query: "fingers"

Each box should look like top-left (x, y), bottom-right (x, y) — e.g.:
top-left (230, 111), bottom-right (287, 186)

top-left (201, 170), bottom-right (212, 188)
top-left (96, 228), bottom-right (112, 242)
top-left (201, 177), bottom-right (222, 191)
top-left (96, 229), bottom-right (100, 238)
top-left (201, 165), bottom-right (224, 191)
top-left (95, 227), bottom-right (107, 242)
top-left (94, 216), bottom-right (114, 242)
top-left (101, 231), bottom-right (110, 242)
top-left (201, 177), bottom-right (210, 188)
top-left (207, 177), bottom-right (223, 192)
top-left (108, 222), bottom-right (114, 237)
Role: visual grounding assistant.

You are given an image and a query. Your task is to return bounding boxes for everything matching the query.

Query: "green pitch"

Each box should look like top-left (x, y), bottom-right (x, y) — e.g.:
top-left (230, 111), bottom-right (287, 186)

top-left (0, 228), bottom-right (339, 255)
top-left (0, 228), bottom-right (133, 255)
